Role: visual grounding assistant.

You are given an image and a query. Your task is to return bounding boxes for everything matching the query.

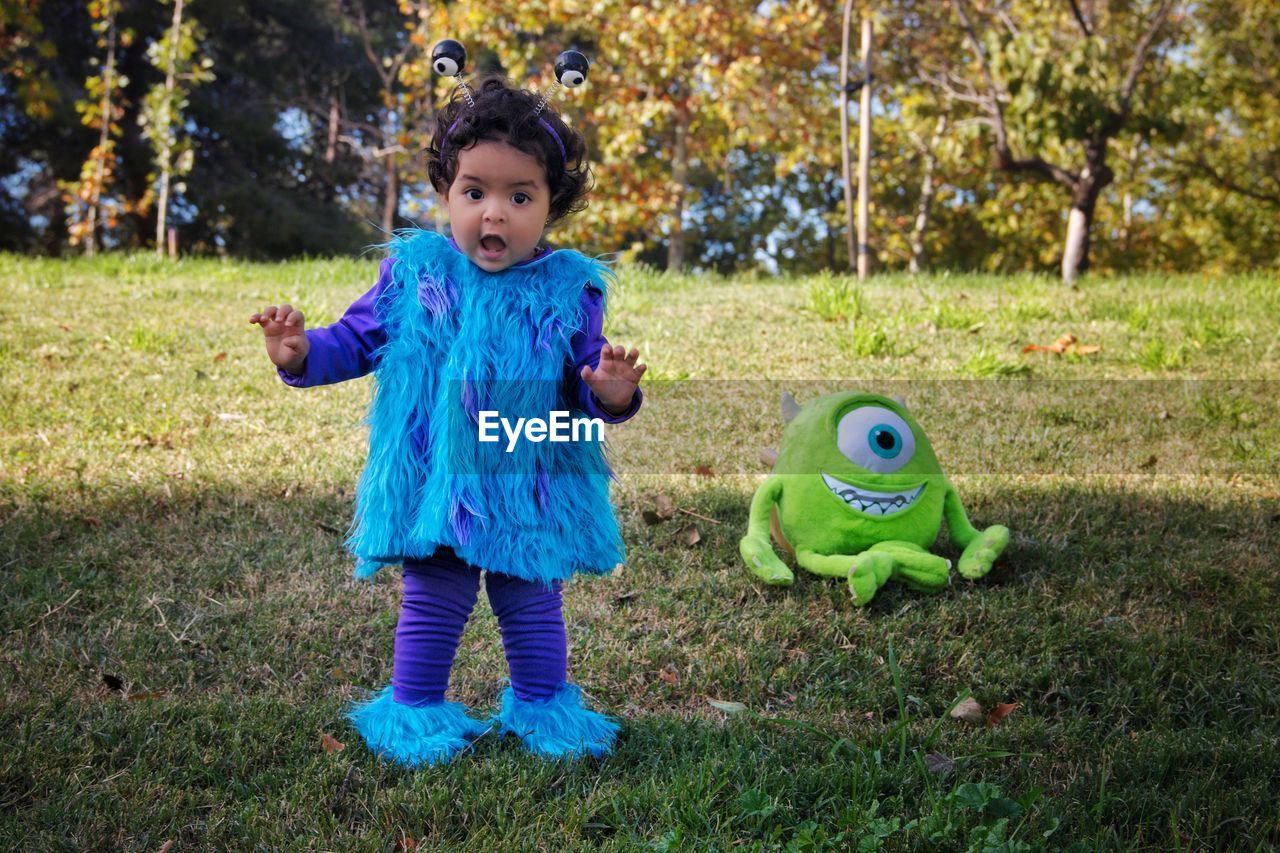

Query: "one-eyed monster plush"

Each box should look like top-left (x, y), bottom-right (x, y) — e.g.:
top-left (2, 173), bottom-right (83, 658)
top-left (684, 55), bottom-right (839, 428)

top-left (739, 391), bottom-right (1008, 605)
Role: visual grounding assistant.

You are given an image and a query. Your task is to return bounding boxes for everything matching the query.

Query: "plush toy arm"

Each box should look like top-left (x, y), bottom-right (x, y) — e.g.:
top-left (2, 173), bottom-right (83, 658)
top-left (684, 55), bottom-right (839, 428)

top-left (942, 482), bottom-right (981, 550)
top-left (739, 475), bottom-right (793, 585)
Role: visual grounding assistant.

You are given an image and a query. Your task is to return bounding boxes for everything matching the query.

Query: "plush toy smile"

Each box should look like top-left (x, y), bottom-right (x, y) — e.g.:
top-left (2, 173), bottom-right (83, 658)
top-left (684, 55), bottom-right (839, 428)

top-left (820, 471), bottom-right (925, 517)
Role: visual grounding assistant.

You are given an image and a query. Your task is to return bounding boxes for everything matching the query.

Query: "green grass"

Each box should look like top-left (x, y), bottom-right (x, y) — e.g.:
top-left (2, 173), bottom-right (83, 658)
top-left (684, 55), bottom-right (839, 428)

top-left (1, 254), bottom-right (1278, 849)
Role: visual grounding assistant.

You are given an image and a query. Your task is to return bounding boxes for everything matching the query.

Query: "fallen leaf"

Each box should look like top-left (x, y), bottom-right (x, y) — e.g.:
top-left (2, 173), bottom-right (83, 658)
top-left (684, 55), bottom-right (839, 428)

top-left (158, 842), bottom-right (174, 853)
top-left (655, 493), bottom-right (676, 520)
top-left (760, 447), bottom-right (778, 467)
top-left (58, 324), bottom-right (72, 332)
top-left (708, 699), bottom-right (747, 714)
top-left (676, 524), bottom-right (701, 546)
top-left (950, 697), bottom-right (985, 724)
top-left (1139, 455), bottom-right (1157, 469)
top-left (83, 516), bottom-right (102, 528)
top-left (1157, 410), bottom-right (1171, 420)
top-left (924, 753), bottom-right (956, 774)
top-left (320, 731), bottom-right (345, 753)
top-left (394, 838), bottom-right (417, 852)
top-left (659, 670), bottom-right (679, 685)
top-left (986, 702), bottom-right (1019, 726)
top-left (127, 690), bottom-right (170, 701)
top-left (1022, 333), bottom-right (1076, 354)
top-left (102, 673), bottom-right (124, 691)
top-left (1022, 332), bottom-right (1100, 357)
top-left (213, 352), bottom-right (227, 363)
top-left (694, 464), bottom-right (714, 477)
top-left (614, 591), bottom-right (638, 604)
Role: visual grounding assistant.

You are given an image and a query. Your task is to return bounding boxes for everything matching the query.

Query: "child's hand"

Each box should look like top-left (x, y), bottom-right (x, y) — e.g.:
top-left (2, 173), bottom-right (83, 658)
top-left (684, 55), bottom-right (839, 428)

top-left (249, 303), bottom-right (309, 374)
top-left (581, 342), bottom-right (646, 415)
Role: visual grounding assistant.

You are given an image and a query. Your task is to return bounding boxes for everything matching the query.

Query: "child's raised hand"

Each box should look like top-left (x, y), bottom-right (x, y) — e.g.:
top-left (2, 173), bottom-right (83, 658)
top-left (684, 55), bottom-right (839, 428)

top-left (581, 342), bottom-right (646, 414)
top-left (249, 304), bottom-right (309, 373)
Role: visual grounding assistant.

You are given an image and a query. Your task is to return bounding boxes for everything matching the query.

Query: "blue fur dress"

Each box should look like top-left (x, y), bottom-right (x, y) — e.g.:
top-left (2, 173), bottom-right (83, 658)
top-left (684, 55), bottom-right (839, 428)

top-left (348, 229), bottom-right (624, 583)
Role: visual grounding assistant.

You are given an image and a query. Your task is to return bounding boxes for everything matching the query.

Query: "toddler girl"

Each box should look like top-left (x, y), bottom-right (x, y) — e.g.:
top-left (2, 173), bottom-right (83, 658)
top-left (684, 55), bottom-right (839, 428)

top-left (249, 73), bottom-right (644, 764)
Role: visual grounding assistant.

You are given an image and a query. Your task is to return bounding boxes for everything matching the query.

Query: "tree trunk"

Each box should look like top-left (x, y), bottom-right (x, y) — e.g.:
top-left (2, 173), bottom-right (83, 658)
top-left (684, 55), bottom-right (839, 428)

top-left (910, 115), bottom-right (946, 274)
top-left (382, 157), bottom-right (400, 234)
top-left (666, 106), bottom-right (689, 273)
top-left (155, 0), bottom-right (185, 256)
top-left (86, 12), bottom-right (119, 257)
top-left (1061, 144), bottom-right (1112, 284)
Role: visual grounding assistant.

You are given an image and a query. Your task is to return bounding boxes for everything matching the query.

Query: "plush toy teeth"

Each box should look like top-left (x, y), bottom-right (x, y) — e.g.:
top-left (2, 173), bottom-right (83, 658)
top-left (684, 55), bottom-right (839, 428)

top-left (820, 472), bottom-right (924, 517)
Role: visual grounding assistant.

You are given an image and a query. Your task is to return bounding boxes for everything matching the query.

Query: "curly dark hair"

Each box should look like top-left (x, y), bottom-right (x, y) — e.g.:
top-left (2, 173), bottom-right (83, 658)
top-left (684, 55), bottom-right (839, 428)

top-left (426, 77), bottom-right (592, 225)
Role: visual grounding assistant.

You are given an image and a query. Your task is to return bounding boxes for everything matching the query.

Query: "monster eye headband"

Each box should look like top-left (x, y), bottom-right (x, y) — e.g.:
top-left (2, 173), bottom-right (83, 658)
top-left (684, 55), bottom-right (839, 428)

top-left (431, 39), bottom-right (590, 166)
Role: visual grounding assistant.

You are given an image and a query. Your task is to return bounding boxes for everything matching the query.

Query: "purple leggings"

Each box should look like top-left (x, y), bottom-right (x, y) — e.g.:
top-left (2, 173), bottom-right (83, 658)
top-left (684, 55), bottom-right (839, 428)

top-left (391, 548), bottom-right (567, 706)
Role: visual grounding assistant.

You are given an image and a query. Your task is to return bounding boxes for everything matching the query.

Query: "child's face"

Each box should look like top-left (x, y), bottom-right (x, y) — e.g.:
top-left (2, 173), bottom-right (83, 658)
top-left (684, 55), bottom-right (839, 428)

top-left (443, 140), bottom-right (552, 272)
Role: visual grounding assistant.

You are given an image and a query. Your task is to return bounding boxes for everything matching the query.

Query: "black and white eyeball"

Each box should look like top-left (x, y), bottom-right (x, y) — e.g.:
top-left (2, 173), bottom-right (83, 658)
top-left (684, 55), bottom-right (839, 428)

top-left (554, 50), bottom-right (590, 88)
top-left (432, 40), bottom-right (467, 77)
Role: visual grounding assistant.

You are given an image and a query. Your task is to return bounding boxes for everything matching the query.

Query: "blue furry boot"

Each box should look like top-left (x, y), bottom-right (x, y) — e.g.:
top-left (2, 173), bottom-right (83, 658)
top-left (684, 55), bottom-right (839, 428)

top-left (494, 683), bottom-right (620, 759)
top-left (348, 685), bottom-right (490, 767)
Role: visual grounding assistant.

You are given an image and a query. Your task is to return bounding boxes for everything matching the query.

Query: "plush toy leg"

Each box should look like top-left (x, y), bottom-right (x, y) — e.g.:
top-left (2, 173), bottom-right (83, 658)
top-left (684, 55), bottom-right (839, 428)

top-left (867, 541), bottom-right (951, 592)
top-left (348, 685), bottom-right (490, 767)
top-left (741, 535), bottom-right (794, 585)
top-left (846, 551), bottom-right (895, 605)
top-left (741, 476), bottom-right (793, 585)
top-left (956, 525), bottom-right (1009, 579)
top-left (494, 683), bottom-right (619, 759)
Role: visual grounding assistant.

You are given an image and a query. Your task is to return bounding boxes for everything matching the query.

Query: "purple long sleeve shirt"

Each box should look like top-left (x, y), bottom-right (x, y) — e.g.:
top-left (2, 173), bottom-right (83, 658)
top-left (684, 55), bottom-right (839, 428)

top-left (278, 252), bottom-right (642, 423)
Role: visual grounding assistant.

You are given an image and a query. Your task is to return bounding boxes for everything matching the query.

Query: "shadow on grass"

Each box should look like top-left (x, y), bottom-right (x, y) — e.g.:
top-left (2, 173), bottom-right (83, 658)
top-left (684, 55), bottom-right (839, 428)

top-left (1, 478), bottom-right (1278, 847)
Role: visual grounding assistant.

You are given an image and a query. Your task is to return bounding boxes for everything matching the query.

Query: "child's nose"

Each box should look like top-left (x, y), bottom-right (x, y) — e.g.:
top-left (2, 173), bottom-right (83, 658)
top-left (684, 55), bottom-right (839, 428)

top-left (483, 202), bottom-right (505, 223)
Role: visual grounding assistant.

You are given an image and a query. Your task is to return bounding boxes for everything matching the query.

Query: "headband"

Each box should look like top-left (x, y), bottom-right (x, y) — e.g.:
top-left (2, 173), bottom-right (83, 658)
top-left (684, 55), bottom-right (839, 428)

top-left (431, 40), bottom-right (589, 167)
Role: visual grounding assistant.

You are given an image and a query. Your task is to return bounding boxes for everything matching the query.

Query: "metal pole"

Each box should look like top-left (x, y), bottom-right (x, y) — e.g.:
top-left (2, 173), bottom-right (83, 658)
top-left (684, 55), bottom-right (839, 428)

top-left (839, 0), bottom-right (855, 272)
top-left (857, 15), bottom-right (873, 281)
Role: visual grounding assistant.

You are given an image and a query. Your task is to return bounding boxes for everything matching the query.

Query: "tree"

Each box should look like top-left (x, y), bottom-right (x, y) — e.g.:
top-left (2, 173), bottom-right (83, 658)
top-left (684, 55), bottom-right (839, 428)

top-left (940, 0), bottom-right (1181, 282)
top-left (65, 0), bottom-right (133, 255)
top-left (139, 0), bottom-right (214, 256)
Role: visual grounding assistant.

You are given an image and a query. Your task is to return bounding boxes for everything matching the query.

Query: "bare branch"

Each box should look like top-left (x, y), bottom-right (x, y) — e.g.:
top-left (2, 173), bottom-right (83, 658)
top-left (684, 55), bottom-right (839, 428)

top-left (1117, 0), bottom-right (1177, 120)
top-left (1177, 154), bottom-right (1280, 207)
top-left (950, 0), bottom-right (1010, 158)
top-left (1067, 0), bottom-right (1092, 37)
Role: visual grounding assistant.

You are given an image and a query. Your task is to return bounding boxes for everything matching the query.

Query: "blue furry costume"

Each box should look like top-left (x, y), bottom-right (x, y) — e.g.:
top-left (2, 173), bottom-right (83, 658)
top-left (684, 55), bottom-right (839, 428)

top-left (284, 230), bottom-right (635, 764)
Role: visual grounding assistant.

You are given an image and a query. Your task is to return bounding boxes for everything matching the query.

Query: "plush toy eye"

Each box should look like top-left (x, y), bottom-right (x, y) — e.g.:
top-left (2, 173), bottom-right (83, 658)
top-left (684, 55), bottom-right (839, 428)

top-left (836, 405), bottom-right (916, 473)
top-left (432, 40), bottom-right (467, 77)
top-left (554, 50), bottom-right (589, 88)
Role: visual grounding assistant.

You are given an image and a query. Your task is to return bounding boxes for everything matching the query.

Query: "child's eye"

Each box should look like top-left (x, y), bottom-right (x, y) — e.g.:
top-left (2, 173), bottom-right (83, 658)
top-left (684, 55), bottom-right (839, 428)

top-left (464, 188), bottom-right (483, 201)
top-left (511, 192), bottom-right (530, 205)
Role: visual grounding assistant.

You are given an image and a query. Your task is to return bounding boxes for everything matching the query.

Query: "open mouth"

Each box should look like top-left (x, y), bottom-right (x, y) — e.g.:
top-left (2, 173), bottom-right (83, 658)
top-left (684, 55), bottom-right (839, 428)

top-left (821, 471), bottom-right (925, 517)
top-left (479, 235), bottom-right (506, 257)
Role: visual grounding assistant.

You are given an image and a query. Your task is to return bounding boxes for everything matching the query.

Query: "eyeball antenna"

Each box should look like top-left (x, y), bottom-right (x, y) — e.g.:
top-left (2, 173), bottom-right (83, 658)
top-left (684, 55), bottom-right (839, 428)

top-left (432, 40), bottom-right (474, 108)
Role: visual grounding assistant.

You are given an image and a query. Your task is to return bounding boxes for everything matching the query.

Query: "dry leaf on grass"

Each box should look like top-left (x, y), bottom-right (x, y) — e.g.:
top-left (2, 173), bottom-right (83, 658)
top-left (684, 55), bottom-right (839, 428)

top-left (659, 670), bottom-right (680, 685)
top-left (320, 732), bottom-right (345, 753)
top-left (694, 464), bottom-right (714, 477)
top-left (708, 699), bottom-right (747, 714)
top-left (950, 697), bottom-right (985, 723)
top-left (986, 702), bottom-right (1019, 726)
top-left (1022, 332), bottom-right (1101, 356)
top-left (676, 524), bottom-right (701, 546)
top-left (213, 352), bottom-right (227, 363)
top-left (924, 753), bottom-right (956, 774)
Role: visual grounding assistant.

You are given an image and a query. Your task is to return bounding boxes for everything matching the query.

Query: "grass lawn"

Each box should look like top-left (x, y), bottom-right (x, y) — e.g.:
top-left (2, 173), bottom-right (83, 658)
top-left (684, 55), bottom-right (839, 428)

top-left (1, 253), bottom-right (1277, 849)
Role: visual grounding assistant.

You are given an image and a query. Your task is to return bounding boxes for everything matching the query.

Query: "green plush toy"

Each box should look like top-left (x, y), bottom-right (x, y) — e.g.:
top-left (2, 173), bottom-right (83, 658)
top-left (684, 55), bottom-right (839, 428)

top-left (739, 391), bottom-right (1008, 605)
